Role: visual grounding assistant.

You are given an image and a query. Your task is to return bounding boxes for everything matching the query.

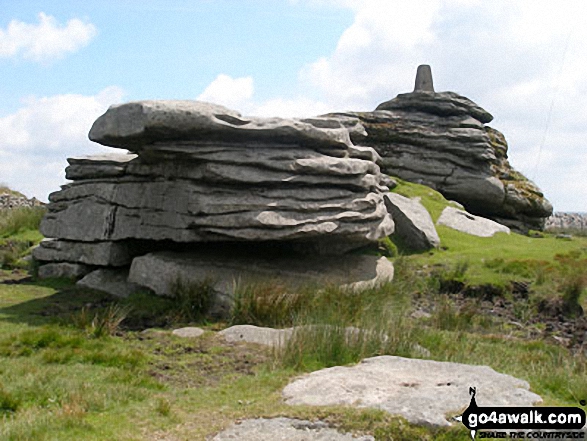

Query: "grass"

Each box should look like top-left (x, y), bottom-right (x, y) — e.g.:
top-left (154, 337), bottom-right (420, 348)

top-left (0, 206), bottom-right (46, 238)
top-left (0, 207), bottom-right (45, 270)
top-left (0, 182), bottom-right (586, 439)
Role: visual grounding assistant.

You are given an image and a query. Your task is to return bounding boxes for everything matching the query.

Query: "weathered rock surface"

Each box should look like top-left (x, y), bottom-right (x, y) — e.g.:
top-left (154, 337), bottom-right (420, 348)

top-left (128, 250), bottom-right (394, 317)
top-left (77, 268), bottom-right (142, 298)
top-left (437, 206), bottom-right (510, 237)
top-left (210, 418), bottom-right (374, 441)
top-left (33, 239), bottom-right (133, 267)
top-left (328, 67), bottom-right (552, 232)
top-left (383, 193), bottom-right (440, 250)
top-left (283, 355), bottom-right (542, 427)
top-left (40, 101), bottom-right (392, 253)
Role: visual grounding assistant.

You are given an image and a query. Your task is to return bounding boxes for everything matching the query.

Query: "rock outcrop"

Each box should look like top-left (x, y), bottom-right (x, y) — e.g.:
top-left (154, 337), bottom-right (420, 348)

top-left (39, 101), bottom-right (392, 251)
top-left (0, 191), bottom-right (43, 209)
top-left (546, 212), bottom-right (587, 233)
top-left (34, 101), bottom-right (394, 301)
top-left (329, 65), bottom-right (552, 232)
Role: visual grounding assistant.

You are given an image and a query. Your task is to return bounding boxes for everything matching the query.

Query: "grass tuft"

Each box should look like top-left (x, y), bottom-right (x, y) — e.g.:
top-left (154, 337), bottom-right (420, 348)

top-left (0, 206), bottom-right (46, 238)
top-left (71, 304), bottom-right (132, 338)
top-left (169, 276), bottom-right (215, 322)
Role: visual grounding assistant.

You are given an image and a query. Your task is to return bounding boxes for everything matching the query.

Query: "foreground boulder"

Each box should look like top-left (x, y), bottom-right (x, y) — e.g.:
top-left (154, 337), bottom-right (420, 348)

top-left (283, 355), bottom-right (542, 427)
top-left (330, 65), bottom-right (552, 232)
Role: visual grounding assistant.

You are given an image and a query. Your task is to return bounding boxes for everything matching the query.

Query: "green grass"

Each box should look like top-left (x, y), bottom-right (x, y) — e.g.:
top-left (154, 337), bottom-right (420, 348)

top-left (0, 206), bottom-right (46, 238)
top-left (0, 207), bottom-right (45, 270)
top-left (0, 181), bottom-right (585, 439)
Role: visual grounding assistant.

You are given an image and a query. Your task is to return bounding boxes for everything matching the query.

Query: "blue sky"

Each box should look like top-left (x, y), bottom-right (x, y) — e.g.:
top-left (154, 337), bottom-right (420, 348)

top-left (1, 0), bottom-right (586, 212)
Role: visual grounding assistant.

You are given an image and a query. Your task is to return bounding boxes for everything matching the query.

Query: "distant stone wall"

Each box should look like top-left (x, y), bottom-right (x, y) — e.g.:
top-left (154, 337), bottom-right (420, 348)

top-left (545, 212), bottom-right (587, 232)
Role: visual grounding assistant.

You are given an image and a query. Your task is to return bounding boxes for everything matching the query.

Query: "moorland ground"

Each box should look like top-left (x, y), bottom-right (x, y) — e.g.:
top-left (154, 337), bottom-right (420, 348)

top-left (0, 183), bottom-right (586, 440)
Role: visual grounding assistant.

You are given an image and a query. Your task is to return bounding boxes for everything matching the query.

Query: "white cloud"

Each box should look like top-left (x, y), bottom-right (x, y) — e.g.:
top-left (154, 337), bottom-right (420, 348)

top-left (288, 0), bottom-right (587, 211)
top-left (251, 97), bottom-right (333, 118)
top-left (197, 74), bottom-right (331, 118)
top-left (0, 87), bottom-right (125, 200)
top-left (0, 12), bottom-right (97, 62)
top-left (196, 74), bottom-right (254, 110)
top-left (169, 0), bottom-right (587, 211)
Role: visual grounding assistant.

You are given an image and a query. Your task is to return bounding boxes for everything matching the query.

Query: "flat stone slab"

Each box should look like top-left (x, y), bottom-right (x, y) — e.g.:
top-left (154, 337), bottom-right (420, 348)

top-left (89, 100), bottom-right (359, 151)
top-left (437, 206), bottom-right (510, 237)
top-left (283, 356), bottom-right (542, 427)
top-left (210, 418), bottom-right (374, 441)
top-left (171, 327), bottom-right (205, 338)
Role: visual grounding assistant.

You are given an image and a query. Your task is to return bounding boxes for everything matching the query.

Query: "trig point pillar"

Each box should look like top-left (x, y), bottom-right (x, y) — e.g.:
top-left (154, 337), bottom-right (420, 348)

top-left (414, 64), bottom-right (434, 92)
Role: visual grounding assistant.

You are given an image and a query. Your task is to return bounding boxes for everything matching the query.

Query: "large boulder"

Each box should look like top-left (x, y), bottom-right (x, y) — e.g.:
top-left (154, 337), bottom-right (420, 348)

top-left (283, 355), bottom-right (542, 427)
top-left (39, 101), bottom-right (393, 260)
top-left (127, 250), bottom-right (394, 317)
top-left (328, 66), bottom-right (552, 232)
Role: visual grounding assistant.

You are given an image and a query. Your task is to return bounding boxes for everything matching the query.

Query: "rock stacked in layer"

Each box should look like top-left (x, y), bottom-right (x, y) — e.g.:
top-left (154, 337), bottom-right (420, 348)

top-left (330, 66), bottom-right (552, 232)
top-left (34, 101), bottom-right (394, 277)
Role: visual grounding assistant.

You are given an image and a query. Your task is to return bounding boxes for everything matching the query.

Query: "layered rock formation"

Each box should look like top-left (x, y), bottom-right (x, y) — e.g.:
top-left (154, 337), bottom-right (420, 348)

top-left (34, 101), bottom-right (394, 289)
top-left (330, 65), bottom-right (552, 232)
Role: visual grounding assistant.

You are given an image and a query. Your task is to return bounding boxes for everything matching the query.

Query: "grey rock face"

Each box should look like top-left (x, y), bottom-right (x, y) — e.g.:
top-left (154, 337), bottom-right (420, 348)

top-left (328, 69), bottom-right (553, 232)
top-left (128, 251), bottom-right (394, 317)
top-left (384, 193), bottom-right (440, 250)
top-left (40, 103), bottom-right (392, 251)
top-left (437, 206), bottom-right (510, 237)
top-left (210, 418), bottom-right (374, 441)
top-left (37, 262), bottom-right (91, 279)
top-left (77, 268), bottom-right (143, 297)
top-left (33, 239), bottom-right (132, 266)
top-left (283, 355), bottom-right (542, 428)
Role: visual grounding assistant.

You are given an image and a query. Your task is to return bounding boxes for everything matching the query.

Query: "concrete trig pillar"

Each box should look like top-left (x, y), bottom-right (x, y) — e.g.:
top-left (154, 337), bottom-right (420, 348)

top-left (414, 64), bottom-right (434, 92)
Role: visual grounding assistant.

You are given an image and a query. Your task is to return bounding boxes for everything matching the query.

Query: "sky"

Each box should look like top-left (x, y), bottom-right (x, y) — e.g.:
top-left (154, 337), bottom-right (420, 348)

top-left (0, 0), bottom-right (585, 212)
